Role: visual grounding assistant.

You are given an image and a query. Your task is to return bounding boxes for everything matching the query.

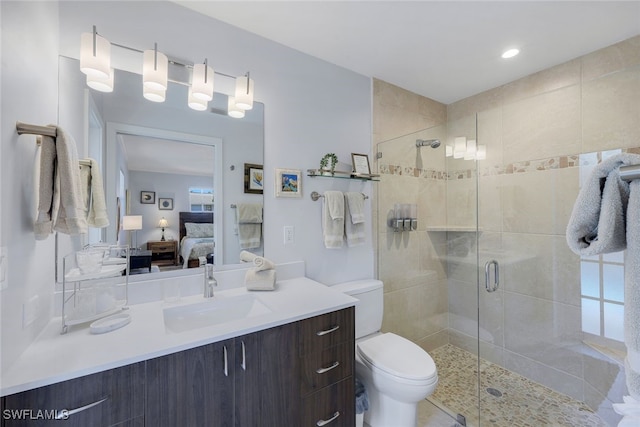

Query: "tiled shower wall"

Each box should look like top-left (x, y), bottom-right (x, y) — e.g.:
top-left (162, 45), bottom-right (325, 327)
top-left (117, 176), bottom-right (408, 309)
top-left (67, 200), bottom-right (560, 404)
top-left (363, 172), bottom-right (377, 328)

top-left (373, 35), bottom-right (640, 423)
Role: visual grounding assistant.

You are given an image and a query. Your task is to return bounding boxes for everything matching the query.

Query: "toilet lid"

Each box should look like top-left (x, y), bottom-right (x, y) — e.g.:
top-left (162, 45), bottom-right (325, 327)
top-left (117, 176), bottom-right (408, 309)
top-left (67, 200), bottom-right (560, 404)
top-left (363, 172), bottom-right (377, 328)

top-left (357, 333), bottom-right (436, 381)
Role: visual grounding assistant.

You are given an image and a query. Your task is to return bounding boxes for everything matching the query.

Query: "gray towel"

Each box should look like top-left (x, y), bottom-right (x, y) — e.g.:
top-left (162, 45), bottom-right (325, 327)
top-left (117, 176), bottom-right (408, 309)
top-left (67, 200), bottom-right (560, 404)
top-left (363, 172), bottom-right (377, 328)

top-left (34, 135), bottom-right (56, 239)
top-left (627, 179), bottom-right (640, 400)
top-left (236, 203), bottom-right (262, 249)
top-left (566, 153), bottom-right (640, 255)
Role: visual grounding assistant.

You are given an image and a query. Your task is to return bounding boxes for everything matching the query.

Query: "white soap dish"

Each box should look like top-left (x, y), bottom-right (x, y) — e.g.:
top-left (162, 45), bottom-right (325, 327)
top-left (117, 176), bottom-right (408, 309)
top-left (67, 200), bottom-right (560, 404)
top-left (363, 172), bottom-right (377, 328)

top-left (90, 313), bottom-right (131, 334)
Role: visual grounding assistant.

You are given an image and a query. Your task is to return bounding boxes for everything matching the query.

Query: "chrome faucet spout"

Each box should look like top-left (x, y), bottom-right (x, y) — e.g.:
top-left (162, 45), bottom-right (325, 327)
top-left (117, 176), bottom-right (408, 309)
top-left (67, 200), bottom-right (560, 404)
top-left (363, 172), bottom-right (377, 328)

top-left (204, 264), bottom-right (217, 298)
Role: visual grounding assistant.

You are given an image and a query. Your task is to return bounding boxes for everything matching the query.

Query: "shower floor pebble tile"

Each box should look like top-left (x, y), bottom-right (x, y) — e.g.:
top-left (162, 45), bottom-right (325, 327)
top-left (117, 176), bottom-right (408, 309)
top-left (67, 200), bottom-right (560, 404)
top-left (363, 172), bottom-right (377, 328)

top-left (426, 344), bottom-right (608, 427)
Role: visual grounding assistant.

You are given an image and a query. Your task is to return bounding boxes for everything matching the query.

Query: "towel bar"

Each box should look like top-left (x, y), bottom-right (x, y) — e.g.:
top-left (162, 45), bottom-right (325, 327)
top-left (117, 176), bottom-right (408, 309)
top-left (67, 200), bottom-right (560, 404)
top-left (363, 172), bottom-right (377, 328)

top-left (16, 121), bottom-right (57, 137)
top-left (620, 165), bottom-right (640, 182)
top-left (310, 191), bottom-right (368, 202)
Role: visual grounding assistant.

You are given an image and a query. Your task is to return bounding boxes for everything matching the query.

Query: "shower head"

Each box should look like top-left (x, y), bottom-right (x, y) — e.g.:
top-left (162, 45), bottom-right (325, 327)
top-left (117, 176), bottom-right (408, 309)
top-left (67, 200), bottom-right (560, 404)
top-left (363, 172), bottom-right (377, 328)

top-left (416, 139), bottom-right (441, 149)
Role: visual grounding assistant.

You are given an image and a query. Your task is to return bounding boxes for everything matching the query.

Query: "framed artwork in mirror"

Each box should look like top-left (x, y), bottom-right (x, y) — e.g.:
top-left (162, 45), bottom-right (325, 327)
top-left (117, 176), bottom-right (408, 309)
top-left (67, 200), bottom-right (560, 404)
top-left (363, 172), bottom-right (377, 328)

top-left (159, 198), bottom-right (174, 210)
top-left (141, 191), bottom-right (155, 204)
top-left (244, 163), bottom-right (263, 194)
top-left (275, 168), bottom-right (302, 198)
top-left (351, 153), bottom-right (371, 175)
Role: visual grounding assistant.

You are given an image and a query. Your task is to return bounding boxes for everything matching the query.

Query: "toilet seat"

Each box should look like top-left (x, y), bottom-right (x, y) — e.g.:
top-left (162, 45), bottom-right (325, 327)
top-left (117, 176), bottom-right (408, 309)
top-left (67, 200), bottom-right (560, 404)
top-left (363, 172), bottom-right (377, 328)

top-left (357, 332), bottom-right (437, 385)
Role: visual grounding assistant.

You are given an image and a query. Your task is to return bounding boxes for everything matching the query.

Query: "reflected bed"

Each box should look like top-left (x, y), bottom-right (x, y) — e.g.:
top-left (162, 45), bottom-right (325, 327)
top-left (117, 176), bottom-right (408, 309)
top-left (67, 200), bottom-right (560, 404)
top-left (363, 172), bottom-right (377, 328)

top-left (179, 212), bottom-right (214, 268)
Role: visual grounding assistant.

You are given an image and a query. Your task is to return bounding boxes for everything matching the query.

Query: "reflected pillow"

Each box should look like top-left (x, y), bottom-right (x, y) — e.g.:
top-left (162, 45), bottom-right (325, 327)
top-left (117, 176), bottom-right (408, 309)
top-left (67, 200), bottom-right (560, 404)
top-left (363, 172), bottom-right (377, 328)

top-left (185, 222), bottom-right (214, 238)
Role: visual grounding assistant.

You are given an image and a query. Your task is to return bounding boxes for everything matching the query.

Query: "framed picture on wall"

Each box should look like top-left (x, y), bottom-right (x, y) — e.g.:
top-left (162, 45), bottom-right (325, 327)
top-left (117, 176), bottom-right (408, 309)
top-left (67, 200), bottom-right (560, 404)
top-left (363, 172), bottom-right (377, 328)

top-left (159, 198), bottom-right (174, 210)
top-left (140, 191), bottom-right (155, 204)
top-left (244, 163), bottom-right (264, 194)
top-left (351, 153), bottom-right (371, 175)
top-left (275, 168), bottom-right (302, 198)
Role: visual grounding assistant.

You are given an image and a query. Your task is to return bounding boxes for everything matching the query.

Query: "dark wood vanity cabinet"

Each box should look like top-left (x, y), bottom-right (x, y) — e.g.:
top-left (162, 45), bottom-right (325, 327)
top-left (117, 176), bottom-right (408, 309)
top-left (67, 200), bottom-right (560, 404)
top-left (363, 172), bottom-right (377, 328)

top-left (1, 307), bottom-right (354, 427)
top-left (1, 362), bottom-right (145, 427)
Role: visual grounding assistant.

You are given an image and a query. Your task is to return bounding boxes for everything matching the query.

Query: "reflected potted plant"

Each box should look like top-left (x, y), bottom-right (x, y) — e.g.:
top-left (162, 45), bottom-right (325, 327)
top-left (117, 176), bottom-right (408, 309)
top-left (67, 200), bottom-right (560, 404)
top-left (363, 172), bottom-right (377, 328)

top-left (319, 153), bottom-right (338, 176)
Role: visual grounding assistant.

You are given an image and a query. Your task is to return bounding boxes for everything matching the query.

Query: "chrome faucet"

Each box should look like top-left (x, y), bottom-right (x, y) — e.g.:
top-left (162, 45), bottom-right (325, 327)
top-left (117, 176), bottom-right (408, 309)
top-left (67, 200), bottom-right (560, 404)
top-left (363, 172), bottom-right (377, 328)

top-left (204, 264), bottom-right (217, 298)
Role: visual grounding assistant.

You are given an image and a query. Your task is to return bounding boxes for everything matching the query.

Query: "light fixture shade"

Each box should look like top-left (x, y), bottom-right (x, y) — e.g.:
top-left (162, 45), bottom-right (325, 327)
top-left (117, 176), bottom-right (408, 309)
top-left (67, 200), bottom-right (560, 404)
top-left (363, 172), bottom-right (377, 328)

top-left (157, 218), bottom-right (169, 228)
top-left (86, 68), bottom-right (114, 93)
top-left (227, 96), bottom-right (245, 118)
top-left (188, 87), bottom-right (208, 111)
top-left (445, 145), bottom-right (453, 157)
top-left (234, 75), bottom-right (254, 110)
top-left (143, 48), bottom-right (168, 91)
top-left (453, 137), bottom-right (466, 159)
top-left (477, 144), bottom-right (487, 160)
top-left (143, 85), bottom-right (166, 103)
top-left (80, 31), bottom-right (111, 78)
top-left (464, 139), bottom-right (477, 160)
top-left (192, 63), bottom-right (214, 101)
top-left (122, 215), bottom-right (142, 231)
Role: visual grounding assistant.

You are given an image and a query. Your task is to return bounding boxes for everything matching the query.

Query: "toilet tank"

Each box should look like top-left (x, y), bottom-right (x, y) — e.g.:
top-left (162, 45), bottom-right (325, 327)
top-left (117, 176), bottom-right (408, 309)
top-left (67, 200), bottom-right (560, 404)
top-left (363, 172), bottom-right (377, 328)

top-left (331, 280), bottom-right (383, 339)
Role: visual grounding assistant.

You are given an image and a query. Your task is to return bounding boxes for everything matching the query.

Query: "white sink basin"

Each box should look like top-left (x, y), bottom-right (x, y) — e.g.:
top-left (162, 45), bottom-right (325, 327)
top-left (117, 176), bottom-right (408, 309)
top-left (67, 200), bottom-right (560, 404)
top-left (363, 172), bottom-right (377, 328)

top-left (163, 294), bottom-right (272, 333)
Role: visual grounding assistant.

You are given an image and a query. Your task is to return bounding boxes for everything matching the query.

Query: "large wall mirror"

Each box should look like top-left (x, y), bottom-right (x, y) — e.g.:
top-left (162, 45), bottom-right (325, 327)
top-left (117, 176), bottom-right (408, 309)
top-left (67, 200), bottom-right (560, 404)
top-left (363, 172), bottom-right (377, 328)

top-left (57, 56), bottom-right (264, 281)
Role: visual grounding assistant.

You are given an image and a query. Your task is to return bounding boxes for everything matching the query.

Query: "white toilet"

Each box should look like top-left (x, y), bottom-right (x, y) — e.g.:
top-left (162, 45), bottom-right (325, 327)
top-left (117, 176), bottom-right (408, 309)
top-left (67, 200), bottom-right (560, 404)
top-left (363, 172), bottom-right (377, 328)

top-left (332, 280), bottom-right (438, 427)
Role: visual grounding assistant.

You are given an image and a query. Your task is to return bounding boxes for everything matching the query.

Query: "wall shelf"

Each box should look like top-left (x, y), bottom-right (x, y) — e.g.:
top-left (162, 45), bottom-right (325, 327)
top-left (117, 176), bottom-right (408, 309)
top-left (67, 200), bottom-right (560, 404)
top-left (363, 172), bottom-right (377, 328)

top-left (306, 168), bottom-right (380, 181)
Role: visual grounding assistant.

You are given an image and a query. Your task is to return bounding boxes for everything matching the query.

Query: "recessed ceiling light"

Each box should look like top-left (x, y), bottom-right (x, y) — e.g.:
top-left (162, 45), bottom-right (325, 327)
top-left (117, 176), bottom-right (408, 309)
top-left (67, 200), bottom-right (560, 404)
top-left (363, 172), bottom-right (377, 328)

top-left (502, 48), bottom-right (520, 59)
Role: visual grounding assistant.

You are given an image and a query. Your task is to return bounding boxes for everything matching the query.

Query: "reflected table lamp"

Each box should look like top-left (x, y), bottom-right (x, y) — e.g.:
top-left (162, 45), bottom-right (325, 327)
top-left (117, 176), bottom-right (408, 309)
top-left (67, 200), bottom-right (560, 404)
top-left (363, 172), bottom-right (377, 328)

top-left (157, 217), bottom-right (169, 241)
top-left (122, 215), bottom-right (143, 250)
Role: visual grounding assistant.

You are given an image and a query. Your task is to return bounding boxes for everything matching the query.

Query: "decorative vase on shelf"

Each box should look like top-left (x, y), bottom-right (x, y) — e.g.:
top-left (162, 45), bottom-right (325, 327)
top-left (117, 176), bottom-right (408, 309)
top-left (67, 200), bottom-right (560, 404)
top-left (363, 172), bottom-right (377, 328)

top-left (319, 153), bottom-right (338, 176)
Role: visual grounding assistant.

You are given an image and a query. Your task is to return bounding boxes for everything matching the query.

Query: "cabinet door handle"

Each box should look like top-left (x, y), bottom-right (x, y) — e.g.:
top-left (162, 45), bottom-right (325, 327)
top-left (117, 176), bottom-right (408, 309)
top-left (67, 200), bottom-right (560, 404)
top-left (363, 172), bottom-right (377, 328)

top-left (316, 361), bottom-right (340, 374)
top-left (55, 397), bottom-right (108, 419)
top-left (241, 341), bottom-right (247, 371)
top-left (316, 411), bottom-right (340, 426)
top-left (316, 325), bottom-right (340, 336)
top-left (223, 345), bottom-right (228, 377)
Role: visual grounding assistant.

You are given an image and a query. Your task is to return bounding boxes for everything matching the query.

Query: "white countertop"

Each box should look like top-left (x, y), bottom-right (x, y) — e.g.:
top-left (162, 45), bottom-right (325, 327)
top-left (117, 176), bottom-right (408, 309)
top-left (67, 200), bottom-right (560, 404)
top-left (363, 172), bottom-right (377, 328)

top-left (1, 276), bottom-right (356, 396)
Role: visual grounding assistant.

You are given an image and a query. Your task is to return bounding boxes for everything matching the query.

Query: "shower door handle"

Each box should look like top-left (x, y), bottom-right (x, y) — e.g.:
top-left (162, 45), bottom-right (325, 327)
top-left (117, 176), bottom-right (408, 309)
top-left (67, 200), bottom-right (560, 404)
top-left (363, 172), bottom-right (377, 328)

top-left (485, 260), bottom-right (499, 292)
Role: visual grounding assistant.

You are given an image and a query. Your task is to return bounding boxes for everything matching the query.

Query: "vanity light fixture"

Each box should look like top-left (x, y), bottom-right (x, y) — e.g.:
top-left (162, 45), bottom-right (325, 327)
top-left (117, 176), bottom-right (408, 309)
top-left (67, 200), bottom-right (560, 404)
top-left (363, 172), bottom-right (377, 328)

top-left (227, 96), bottom-right (245, 118)
top-left (143, 43), bottom-right (168, 92)
top-left (464, 139), bottom-right (477, 160)
top-left (234, 72), bottom-right (254, 110)
top-left (191, 59), bottom-right (214, 101)
top-left (79, 26), bottom-right (254, 118)
top-left (143, 85), bottom-right (166, 103)
top-left (453, 137), bottom-right (466, 159)
top-left (80, 26), bottom-right (111, 78)
top-left (188, 87), bottom-right (208, 111)
top-left (86, 68), bottom-right (114, 93)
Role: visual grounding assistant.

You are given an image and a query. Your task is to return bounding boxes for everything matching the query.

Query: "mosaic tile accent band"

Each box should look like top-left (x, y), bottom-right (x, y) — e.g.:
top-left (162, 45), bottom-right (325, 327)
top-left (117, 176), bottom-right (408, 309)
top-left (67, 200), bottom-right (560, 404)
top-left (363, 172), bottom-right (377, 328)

top-left (378, 147), bottom-right (640, 181)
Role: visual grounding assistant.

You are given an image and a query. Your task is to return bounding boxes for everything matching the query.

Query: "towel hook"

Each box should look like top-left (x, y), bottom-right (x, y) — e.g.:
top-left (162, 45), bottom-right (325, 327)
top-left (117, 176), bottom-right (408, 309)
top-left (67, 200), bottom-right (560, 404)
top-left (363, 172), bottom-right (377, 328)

top-left (310, 191), bottom-right (368, 201)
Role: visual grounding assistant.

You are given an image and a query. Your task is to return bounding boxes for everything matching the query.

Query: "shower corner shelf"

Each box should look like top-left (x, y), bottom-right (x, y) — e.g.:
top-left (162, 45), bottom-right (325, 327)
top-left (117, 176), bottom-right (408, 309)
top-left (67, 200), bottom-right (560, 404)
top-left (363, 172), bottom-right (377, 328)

top-left (307, 168), bottom-right (380, 181)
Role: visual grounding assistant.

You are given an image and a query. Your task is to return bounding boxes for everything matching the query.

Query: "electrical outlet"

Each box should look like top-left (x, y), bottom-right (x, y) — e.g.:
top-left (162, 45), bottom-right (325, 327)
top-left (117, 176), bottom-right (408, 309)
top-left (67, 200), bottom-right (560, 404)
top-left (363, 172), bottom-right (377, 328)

top-left (283, 226), bottom-right (295, 245)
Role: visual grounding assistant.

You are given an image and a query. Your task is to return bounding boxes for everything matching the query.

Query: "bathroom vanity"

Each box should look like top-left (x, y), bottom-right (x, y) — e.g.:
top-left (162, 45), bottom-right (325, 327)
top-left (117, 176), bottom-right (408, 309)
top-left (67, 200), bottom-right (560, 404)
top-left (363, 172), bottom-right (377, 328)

top-left (1, 273), bottom-right (356, 427)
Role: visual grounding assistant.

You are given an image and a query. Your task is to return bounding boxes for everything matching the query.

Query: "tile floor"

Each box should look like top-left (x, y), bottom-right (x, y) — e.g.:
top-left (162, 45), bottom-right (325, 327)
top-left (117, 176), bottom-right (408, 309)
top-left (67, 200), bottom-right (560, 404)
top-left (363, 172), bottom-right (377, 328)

top-left (417, 344), bottom-right (608, 427)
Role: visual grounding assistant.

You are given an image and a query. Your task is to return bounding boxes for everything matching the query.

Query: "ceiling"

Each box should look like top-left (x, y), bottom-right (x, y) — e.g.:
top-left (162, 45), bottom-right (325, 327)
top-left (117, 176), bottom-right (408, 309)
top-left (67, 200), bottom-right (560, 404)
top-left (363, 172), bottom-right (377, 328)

top-left (174, 1), bottom-right (640, 104)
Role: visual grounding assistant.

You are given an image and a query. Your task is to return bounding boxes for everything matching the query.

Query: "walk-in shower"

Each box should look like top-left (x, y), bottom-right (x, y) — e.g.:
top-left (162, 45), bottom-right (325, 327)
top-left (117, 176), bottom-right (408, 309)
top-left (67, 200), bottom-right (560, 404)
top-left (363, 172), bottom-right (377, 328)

top-left (416, 138), bottom-right (441, 149)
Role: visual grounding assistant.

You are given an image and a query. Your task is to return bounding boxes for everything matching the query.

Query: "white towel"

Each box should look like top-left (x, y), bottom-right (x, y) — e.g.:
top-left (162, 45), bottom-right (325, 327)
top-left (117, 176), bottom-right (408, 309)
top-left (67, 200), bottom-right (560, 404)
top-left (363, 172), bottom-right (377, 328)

top-left (244, 268), bottom-right (276, 291)
top-left (345, 192), bottom-right (366, 247)
top-left (626, 178), bottom-right (640, 400)
top-left (322, 191), bottom-right (344, 249)
top-left (236, 203), bottom-right (263, 249)
top-left (80, 158), bottom-right (109, 228)
top-left (34, 127), bottom-right (87, 239)
top-left (239, 250), bottom-right (276, 271)
top-left (566, 154), bottom-right (640, 255)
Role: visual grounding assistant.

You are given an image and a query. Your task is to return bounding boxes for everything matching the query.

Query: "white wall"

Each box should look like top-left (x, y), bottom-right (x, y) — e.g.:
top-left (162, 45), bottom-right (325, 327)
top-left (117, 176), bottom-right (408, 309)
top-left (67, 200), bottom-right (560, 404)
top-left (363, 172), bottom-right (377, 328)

top-left (1, 1), bottom-right (373, 371)
top-left (0, 1), bottom-right (60, 372)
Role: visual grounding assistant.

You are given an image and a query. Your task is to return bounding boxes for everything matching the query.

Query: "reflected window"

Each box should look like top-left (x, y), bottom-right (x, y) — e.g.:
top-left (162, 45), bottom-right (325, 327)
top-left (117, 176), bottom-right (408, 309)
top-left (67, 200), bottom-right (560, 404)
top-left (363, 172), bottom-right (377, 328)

top-left (581, 251), bottom-right (624, 342)
top-left (189, 187), bottom-right (213, 212)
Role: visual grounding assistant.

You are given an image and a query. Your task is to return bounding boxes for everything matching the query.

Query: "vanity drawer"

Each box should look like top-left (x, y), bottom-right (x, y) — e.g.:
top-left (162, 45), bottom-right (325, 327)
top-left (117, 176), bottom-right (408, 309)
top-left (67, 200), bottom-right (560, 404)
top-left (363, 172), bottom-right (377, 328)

top-left (2, 362), bottom-right (145, 427)
top-left (300, 341), bottom-right (354, 395)
top-left (301, 377), bottom-right (355, 427)
top-left (299, 307), bottom-right (354, 355)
